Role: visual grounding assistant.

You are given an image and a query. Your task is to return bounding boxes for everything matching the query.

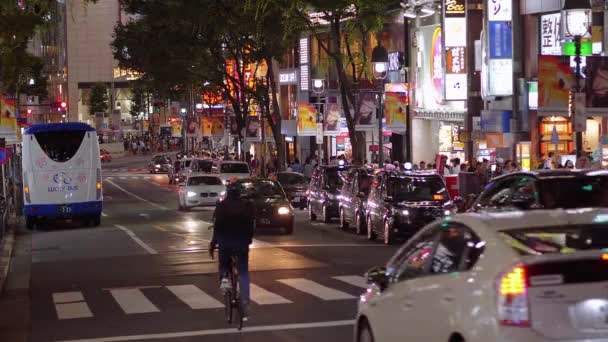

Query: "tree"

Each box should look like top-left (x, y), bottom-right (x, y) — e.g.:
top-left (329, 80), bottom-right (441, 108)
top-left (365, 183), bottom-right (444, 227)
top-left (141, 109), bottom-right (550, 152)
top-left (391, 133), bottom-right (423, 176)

top-left (129, 81), bottom-right (148, 118)
top-left (286, 0), bottom-right (398, 164)
top-left (89, 83), bottom-right (108, 117)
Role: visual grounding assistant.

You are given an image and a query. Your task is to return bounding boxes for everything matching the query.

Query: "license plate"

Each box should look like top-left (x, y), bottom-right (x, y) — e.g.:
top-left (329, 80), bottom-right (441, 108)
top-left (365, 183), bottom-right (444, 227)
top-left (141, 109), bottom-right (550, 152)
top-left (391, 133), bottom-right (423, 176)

top-left (293, 196), bottom-right (300, 202)
top-left (59, 206), bottom-right (71, 214)
top-left (258, 218), bottom-right (271, 225)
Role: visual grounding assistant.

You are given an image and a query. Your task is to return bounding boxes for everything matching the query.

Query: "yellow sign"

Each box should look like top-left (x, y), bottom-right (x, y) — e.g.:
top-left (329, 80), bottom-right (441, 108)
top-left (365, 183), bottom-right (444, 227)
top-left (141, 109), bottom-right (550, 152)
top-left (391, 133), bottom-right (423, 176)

top-left (384, 92), bottom-right (407, 130)
top-left (297, 103), bottom-right (317, 136)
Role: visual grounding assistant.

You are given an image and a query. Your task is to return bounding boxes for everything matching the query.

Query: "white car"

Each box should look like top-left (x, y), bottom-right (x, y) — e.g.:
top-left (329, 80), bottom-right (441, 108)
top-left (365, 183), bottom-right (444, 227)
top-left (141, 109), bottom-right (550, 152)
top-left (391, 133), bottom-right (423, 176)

top-left (356, 208), bottom-right (608, 342)
top-left (216, 160), bottom-right (250, 184)
top-left (178, 174), bottom-right (225, 210)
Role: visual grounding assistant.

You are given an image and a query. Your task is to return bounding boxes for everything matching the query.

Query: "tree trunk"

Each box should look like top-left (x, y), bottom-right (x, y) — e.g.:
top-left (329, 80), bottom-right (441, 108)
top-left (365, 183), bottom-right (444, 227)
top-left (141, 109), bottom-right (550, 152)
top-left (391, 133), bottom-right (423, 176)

top-left (266, 58), bottom-right (285, 171)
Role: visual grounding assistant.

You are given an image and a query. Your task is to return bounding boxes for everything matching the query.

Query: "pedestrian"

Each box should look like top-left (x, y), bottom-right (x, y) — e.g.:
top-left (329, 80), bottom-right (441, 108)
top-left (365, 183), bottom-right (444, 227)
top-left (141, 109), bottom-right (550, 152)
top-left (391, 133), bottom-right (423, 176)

top-left (564, 159), bottom-right (574, 169)
top-left (303, 158), bottom-right (314, 179)
top-left (419, 161), bottom-right (426, 170)
top-left (467, 160), bottom-right (477, 172)
top-left (450, 158), bottom-right (461, 174)
top-left (291, 158), bottom-right (303, 173)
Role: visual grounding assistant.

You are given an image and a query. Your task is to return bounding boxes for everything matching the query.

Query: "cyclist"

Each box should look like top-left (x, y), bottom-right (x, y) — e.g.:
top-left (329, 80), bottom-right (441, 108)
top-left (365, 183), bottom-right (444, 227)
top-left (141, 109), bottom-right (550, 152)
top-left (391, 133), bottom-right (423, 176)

top-left (209, 184), bottom-right (255, 320)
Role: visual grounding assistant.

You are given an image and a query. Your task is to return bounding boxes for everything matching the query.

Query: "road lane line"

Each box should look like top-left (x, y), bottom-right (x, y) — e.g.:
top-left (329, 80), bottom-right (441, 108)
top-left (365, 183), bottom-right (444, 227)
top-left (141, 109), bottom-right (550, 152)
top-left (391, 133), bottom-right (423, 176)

top-left (55, 319), bottom-right (356, 342)
top-left (332, 275), bottom-right (367, 289)
top-left (108, 288), bottom-right (159, 314)
top-left (115, 225), bottom-right (158, 255)
top-left (52, 291), bottom-right (93, 320)
top-left (105, 179), bottom-right (168, 210)
top-left (101, 212), bottom-right (108, 217)
top-left (119, 177), bottom-right (127, 180)
top-left (250, 284), bottom-right (292, 305)
top-left (166, 285), bottom-right (223, 309)
top-left (277, 278), bottom-right (355, 300)
top-left (131, 177), bottom-right (139, 180)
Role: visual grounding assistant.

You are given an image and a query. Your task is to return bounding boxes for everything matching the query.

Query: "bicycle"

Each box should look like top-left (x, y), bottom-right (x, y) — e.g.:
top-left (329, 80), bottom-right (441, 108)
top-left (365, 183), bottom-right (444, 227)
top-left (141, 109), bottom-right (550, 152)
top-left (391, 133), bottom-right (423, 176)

top-left (222, 251), bottom-right (244, 330)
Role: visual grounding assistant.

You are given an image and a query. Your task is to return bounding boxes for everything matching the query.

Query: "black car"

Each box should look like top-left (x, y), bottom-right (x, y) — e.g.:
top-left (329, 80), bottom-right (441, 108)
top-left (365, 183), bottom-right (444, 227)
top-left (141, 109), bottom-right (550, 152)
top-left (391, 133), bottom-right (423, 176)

top-left (471, 169), bottom-right (608, 212)
top-left (149, 155), bottom-right (172, 174)
top-left (275, 172), bottom-right (309, 209)
top-left (338, 167), bottom-right (374, 234)
top-left (365, 170), bottom-right (455, 245)
top-left (231, 178), bottom-right (295, 235)
top-left (308, 165), bottom-right (351, 223)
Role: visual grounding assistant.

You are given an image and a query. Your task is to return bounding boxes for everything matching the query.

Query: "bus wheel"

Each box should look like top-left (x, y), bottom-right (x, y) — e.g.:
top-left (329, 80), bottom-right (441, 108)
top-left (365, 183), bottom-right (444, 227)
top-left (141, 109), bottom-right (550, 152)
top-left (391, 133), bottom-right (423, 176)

top-left (26, 217), bottom-right (36, 230)
top-left (89, 214), bottom-right (101, 227)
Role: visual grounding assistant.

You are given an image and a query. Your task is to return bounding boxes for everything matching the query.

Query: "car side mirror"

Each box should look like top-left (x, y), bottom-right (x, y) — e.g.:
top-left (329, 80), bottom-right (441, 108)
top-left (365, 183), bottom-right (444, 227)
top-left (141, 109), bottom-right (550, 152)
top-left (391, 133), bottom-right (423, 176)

top-left (511, 193), bottom-right (535, 210)
top-left (365, 266), bottom-right (388, 292)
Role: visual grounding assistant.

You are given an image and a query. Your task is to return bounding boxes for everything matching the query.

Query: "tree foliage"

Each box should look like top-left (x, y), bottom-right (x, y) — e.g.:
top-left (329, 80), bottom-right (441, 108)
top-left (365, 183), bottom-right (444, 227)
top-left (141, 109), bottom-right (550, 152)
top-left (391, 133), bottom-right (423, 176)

top-left (89, 83), bottom-right (108, 116)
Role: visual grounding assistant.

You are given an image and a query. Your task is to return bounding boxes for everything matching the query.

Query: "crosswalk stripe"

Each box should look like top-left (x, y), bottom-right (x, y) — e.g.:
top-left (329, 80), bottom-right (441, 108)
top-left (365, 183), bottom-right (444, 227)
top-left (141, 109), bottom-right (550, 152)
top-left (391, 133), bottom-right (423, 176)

top-left (131, 177), bottom-right (139, 180)
top-left (277, 278), bottom-right (355, 300)
top-left (166, 285), bottom-right (224, 309)
top-left (332, 275), bottom-right (367, 289)
top-left (53, 291), bottom-right (93, 320)
top-left (250, 284), bottom-right (292, 305)
top-left (109, 288), bottom-right (160, 314)
top-left (119, 177), bottom-right (127, 180)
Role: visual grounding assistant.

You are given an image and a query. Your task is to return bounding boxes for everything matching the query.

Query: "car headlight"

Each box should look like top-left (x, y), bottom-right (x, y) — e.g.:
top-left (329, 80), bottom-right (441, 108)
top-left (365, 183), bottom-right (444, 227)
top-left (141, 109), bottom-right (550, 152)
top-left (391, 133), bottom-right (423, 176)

top-left (187, 191), bottom-right (197, 198)
top-left (222, 179), bottom-right (229, 185)
top-left (155, 164), bottom-right (161, 168)
top-left (444, 209), bottom-right (452, 216)
top-left (277, 206), bottom-right (291, 215)
top-left (399, 209), bottom-right (409, 216)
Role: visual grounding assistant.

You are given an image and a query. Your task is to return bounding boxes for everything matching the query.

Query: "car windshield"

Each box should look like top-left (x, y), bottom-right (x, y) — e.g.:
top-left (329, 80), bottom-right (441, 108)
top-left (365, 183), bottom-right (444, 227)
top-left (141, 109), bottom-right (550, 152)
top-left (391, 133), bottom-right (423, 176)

top-left (538, 177), bottom-right (608, 208)
top-left (153, 156), bottom-right (169, 163)
top-left (277, 173), bottom-right (308, 186)
top-left (237, 180), bottom-right (285, 199)
top-left (183, 160), bottom-right (192, 168)
top-left (188, 176), bottom-right (222, 186)
top-left (500, 224), bottom-right (608, 255)
top-left (194, 160), bottom-right (214, 173)
top-left (325, 169), bottom-right (346, 189)
top-left (220, 163), bottom-right (249, 174)
top-left (389, 177), bottom-right (448, 202)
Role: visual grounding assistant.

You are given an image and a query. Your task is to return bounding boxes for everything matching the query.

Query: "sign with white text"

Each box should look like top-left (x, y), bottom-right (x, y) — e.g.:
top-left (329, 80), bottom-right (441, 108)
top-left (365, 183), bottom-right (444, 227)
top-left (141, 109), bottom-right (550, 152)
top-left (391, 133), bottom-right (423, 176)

top-left (540, 13), bottom-right (562, 56)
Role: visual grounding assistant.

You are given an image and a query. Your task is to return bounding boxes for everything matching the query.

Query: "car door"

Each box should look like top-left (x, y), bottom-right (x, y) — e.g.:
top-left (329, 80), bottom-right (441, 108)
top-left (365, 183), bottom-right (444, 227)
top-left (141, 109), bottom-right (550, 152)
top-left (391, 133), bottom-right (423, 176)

top-left (373, 177), bottom-right (389, 229)
top-left (412, 223), bottom-right (485, 341)
top-left (343, 170), bottom-right (357, 222)
top-left (473, 176), bottom-right (517, 212)
top-left (365, 175), bottom-right (380, 231)
top-left (367, 227), bottom-right (440, 341)
top-left (309, 169), bottom-right (321, 215)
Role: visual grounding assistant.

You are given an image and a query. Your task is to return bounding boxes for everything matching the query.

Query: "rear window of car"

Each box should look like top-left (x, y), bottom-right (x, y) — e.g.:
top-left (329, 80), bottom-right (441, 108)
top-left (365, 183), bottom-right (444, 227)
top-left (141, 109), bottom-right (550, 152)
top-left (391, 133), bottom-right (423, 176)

top-left (499, 223), bottom-right (608, 255)
top-left (220, 163), bottom-right (249, 174)
top-left (195, 160), bottom-right (214, 173)
top-left (188, 176), bottom-right (222, 186)
top-left (324, 169), bottom-right (348, 189)
top-left (538, 177), bottom-right (608, 208)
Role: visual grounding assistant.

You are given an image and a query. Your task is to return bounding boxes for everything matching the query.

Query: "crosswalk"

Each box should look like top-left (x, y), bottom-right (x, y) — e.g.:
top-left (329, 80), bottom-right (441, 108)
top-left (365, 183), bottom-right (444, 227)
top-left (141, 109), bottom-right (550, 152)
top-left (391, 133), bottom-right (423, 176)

top-left (103, 176), bottom-right (160, 181)
top-left (51, 275), bottom-right (367, 320)
top-left (103, 168), bottom-right (148, 173)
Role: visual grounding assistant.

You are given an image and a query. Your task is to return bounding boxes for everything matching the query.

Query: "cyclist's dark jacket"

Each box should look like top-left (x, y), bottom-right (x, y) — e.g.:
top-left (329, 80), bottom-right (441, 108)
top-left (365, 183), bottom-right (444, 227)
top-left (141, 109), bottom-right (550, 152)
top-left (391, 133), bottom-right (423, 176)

top-left (213, 197), bottom-right (255, 248)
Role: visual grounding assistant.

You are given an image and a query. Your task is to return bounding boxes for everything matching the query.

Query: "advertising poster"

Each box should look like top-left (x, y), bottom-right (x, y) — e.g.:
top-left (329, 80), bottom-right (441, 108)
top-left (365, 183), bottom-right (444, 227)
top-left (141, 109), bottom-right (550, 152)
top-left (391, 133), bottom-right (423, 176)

top-left (171, 120), bottom-right (182, 137)
top-left (245, 115), bottom-right (260, 141)
top-left (187, 119), bottom-right (198, 136)
top-left (142, 120), bottom-right (149, 132)
top-left (355, 93), bottom-right (376, 131)
top-left (538, 55), bottom-right (573, 113)
top-left (430, 27), bottom-right (444, 104)
top-left (264, 118), bottom-right (275, 142)
top-left (385, 92), bottom-right (408, 131)
top-left (297, 103), bottom-right (317, 136)
top-left (585, 56), bottom-right (608, 111)
top-left (0, 96), bottom-right (17, 134)
top-left (324, 102), bottom-right (341, 136)
top-left (202, 117), bottom-right (225, 137)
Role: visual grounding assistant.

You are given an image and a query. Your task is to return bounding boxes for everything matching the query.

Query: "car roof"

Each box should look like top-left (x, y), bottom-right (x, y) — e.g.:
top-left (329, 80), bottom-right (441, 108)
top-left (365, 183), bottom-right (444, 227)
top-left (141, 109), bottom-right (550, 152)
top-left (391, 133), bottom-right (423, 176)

top-left (452, 208), bottom-right (608, 232)
top-left (277, 171), bottom-right (306, 176)
top-left (492, 169), bottom-right (608, 181)
top-left (218, 160), bottom-right (247, 164)
top-left (188, 173), bottom-right (220, 178)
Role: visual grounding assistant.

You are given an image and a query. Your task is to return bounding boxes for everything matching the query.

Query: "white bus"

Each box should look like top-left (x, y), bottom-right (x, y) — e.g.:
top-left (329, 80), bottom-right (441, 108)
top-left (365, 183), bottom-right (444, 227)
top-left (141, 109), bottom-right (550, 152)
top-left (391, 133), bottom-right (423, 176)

top-left (22, 123), bottom-right (103, 229)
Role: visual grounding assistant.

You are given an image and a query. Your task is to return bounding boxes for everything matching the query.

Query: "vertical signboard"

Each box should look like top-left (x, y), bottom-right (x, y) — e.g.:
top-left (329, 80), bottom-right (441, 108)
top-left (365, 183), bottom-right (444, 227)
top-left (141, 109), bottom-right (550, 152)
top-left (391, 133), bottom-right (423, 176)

top-left (443, 0), bottom-right (467, 100)
top-left (485, 0), bottom-right (513, 96)
top-left (540, 13), bottom-right (562, 56)
top-left (299, 38), bottom-right (309, 91)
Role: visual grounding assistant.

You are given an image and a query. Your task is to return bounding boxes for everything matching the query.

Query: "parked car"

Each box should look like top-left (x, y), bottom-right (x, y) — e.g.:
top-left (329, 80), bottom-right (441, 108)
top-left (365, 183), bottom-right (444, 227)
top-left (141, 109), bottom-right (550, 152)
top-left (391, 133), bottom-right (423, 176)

top-left (356, 208), bottom-right (608, 342)
top-left (177, 174), bottom-right (225, 211)
top-left (100, 149), bottom-right (112, 163)
top-left (308, 165), bottom-right (351, 223)
top-left (229, 178), bottom-right (294, 234)
top-left (365, 170), bottom-right (455, 245)
top-left (275, 172), bottom-right (309, 209)
top-left (216, 160), bottom-right (251, 184)
top-left (149, 155), bottom-right (172, 174)
top-left (338, 167), bottom-right (374, 234)
top-left (470, 169), bottom-right (608, 212)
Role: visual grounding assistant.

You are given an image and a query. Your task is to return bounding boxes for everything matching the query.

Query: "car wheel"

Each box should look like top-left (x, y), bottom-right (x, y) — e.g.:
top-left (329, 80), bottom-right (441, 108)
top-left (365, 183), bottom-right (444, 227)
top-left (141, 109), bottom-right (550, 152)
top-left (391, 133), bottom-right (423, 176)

top-left (358, 321), bottom-right (375, 342)
top-left (26, 216), bottom-right (36, 230)
top-left (366, 216), bottom-right (376, 241)
top-left (92, 214), bottom-right (101, 227)
top-left (322, 205), bottom-right (331, 223)
top-left (383, 220), bottom-right (393, 245)
top-left (183, 205), bottom-right (191, 212)
top-left (339, 208), bottom-right (349, 229)
top-left (355, 212), bottom-right (365, 235)
top-left (284, 222), bottom-right (294, 235)
top-left (308, 202), bottom-right (317, 221)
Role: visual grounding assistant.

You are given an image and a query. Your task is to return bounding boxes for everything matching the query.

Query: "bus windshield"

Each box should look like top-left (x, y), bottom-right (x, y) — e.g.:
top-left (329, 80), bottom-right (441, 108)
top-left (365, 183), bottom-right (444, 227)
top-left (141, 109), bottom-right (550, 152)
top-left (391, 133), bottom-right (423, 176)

top-left (35, 131), bottom-right (86, 162)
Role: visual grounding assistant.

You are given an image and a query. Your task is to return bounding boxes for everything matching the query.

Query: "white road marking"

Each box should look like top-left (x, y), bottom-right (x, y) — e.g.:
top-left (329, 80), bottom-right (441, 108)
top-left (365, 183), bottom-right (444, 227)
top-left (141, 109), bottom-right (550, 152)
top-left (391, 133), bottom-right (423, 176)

top-left (105, 177), bottom-right (114, 180)
top-left (101, 212), bottom-right (108, 217)
top-left (105, 179), bottom-right (168, 210)
top-left (52, 291), bottom-right (93, 320)
top-left (131, 177), bottom-right (139, 180)
top-left (277, 278), bottom-right (355, 300)
top-left (166, 285), bottom-right (223, 309)
top-left (332, 275), bottom-right (367, 289)
top-left (108, 288), bottom-right (160, 314)
top-left (138, 213), bottom-right (150, 219)
top-left (119, 177), bottom-right (127, 180)
top-left (56, 320), bottom-right (356, 342)
top-left (250, 284), bottom-right (292, 305)
top-left (115, 225), bottom-right (158, 255)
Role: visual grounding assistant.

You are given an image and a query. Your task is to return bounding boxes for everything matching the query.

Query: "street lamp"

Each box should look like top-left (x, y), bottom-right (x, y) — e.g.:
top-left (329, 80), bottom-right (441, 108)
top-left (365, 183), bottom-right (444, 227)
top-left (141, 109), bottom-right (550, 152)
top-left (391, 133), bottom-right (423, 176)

top-left (561, 0), bottom-right (591, 156)
top-left (312, 77), bottom-right (325, 165)
top-left (371, 42), bottom-right (389, 168)
top-left (195, 103), bottom-right (203, 110)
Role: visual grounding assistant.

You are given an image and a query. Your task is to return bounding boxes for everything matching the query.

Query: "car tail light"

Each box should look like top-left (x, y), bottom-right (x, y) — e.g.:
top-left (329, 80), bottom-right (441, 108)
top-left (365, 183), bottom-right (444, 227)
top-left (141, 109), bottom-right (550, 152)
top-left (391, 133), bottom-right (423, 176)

top-left (23, 173), bottom-right (30, 203)
top-left (497, 265), bottom-right (530, 327)
top-left (96, 168), bottom-right (102, 200)
top-left (602, 253), bottom-right (608, 261)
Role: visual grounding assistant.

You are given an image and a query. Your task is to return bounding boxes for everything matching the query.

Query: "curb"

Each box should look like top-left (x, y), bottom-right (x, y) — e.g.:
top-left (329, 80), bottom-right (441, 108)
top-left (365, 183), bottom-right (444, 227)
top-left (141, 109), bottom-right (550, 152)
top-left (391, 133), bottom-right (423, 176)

top-left (0, 228), bottom-right (15, 295)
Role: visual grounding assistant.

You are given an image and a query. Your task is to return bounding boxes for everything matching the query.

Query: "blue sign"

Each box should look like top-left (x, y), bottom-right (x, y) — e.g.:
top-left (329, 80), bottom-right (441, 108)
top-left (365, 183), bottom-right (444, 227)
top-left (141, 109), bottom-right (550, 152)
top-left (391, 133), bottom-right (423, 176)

top-left (481, 110), bottom-right (511, 133)
top-left (489, 21), bottom-right (512, 59)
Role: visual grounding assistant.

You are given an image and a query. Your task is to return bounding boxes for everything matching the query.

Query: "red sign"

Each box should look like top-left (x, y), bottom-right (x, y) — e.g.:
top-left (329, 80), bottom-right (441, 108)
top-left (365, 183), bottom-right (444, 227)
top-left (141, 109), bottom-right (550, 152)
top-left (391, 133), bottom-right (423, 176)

top-left (369, 145), bottom-right (379, 152)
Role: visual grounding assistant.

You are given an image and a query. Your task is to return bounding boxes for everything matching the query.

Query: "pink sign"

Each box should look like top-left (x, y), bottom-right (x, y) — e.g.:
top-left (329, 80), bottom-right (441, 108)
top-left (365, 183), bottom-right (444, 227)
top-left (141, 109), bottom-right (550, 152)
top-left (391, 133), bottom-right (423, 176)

top-left (430, 27), bottom-right (443, 104)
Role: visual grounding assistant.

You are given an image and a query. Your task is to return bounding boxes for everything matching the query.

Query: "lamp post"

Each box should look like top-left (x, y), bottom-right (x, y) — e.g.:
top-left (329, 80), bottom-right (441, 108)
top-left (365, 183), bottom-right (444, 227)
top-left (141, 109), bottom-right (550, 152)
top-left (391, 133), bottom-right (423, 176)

top-left (312, 78), bottom-right (325, 166)
top-left (561, 0), bottom-right (591, 156)
top-left (371, 42), bottom-right (389, 168)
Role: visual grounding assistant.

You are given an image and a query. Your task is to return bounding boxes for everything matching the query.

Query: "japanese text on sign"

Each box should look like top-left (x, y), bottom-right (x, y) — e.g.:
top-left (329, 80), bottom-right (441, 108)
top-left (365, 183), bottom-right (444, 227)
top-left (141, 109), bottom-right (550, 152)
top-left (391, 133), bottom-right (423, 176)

top-left (541, 13), bottom-right (561, 56)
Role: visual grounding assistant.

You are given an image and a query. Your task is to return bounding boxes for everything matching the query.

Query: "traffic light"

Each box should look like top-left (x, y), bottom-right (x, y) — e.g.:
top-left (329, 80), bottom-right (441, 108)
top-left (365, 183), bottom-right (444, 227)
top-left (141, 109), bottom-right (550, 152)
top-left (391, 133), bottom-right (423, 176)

top-left (26, 109), bottom-right (32, 115)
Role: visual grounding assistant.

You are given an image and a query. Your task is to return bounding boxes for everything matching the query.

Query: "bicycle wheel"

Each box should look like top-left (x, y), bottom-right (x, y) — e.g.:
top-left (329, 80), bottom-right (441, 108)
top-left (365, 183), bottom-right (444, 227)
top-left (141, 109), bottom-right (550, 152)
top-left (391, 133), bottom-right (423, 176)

top-left (224, 289), bottom-right (233, 324)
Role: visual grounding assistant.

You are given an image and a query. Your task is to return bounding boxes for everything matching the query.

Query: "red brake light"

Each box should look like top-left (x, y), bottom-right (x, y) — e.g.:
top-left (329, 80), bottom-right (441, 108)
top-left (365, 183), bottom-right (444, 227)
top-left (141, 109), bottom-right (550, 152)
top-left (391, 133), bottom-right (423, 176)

top-left (602, 253), bottom-right (608, 261)
top-left (497, 265), bottom-right (530, 327)
top-left (433, 194), bottom-right (444, 201)
top-left (500, 266), bottom-right (527, 296)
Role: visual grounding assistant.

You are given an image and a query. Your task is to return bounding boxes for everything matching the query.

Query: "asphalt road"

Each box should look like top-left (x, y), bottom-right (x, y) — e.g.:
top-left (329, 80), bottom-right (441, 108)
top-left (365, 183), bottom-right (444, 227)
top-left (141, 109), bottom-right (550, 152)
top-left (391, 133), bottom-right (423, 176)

top-left (1, 155), bottom-right (400, 342)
